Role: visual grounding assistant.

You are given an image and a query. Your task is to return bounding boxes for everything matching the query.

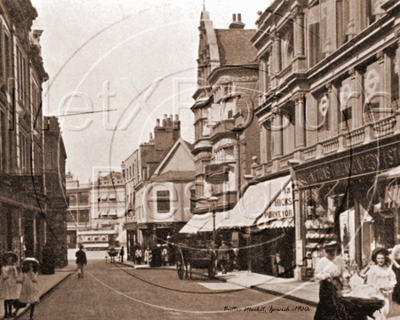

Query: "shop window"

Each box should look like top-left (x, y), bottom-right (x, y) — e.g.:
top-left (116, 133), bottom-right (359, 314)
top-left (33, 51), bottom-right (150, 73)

top-left (157, 190), bottom-right (170, 213)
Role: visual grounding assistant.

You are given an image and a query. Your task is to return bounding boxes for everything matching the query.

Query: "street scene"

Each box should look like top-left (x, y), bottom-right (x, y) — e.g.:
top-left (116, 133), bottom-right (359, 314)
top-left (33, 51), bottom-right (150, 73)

top-left (2, 0), bottom-right (400, 319)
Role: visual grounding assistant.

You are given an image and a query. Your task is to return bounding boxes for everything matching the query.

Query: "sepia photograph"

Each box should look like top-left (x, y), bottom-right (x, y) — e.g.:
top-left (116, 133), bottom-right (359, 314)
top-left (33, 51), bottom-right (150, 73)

top-left (1, 0), bottom-right (400, 319)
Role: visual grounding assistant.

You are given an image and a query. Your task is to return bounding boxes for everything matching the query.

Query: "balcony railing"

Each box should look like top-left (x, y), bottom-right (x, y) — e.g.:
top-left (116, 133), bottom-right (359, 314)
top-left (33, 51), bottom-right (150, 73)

top-left (373, 117), bottom-right (396, 139)
top-left (345, 127), bottom-right (365, 147)
top-left (322, 137), bottom-right (339, 155)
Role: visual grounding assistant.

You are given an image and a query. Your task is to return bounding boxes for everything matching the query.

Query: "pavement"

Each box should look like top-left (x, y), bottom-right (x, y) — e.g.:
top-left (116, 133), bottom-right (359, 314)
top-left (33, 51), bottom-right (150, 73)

top-left (119, 260), bottom-right (400, 319)
top-left (0, 264), bottom-right (74, 320)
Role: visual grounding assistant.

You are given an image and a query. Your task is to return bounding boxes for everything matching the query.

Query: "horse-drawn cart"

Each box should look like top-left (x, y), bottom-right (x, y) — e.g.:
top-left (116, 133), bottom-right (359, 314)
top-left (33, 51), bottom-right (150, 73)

top-left (175, 242), bottom-right (217, 279)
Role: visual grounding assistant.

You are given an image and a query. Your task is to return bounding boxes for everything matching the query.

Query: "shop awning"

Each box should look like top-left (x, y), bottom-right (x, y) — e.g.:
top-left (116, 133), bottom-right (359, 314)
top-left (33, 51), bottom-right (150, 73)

top-left (218, 175), bottom-right (292, 229)
top-left (108, 209), bottom-right (117, 216)
top-left (179, 213), bottom-right (212, 234)
top-left (377, 166), bottom-right (400, 180)
top-left (255, 175), bottom-right (293, 227)
top-left (198, 211), bottom-right (230, 232)
top-left (258, 217), bottom-right (294, 229)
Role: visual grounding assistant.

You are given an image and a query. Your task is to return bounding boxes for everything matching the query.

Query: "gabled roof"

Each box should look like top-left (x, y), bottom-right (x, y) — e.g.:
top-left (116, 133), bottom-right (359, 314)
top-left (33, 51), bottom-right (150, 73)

top-left (151, 137), bottom-right (195, 177)
top-left (150, 171), bottom-right (195, 182)
top-left (214, 29), bottom-right (257, 66)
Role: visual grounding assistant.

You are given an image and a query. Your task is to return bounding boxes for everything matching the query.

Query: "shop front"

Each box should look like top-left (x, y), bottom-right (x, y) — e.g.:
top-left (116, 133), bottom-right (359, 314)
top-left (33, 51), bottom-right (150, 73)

top-left (293, 137), bottom-right (400, 279)
top-left (125, 222), bottom-right (137, 261)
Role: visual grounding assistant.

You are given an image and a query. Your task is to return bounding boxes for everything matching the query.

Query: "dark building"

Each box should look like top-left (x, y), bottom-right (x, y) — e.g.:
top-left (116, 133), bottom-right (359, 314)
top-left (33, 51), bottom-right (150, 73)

top-left (0, 0), bottom-right (67, 268)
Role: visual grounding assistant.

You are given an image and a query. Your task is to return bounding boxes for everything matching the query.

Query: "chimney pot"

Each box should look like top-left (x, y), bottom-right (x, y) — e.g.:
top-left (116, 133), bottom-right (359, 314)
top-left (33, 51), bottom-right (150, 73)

top-left (164, 114), bottom-right (168, 119)
top-left (232, 14), bottom-right (236, 22)
top-left (238, 13), bottom-right (242, 22)
top-left (175, 114), bottom-right (179, 121)
top-left (149, 132), bottom-right (153, 140)
top-left (156, 119), bottom-right (160, 126)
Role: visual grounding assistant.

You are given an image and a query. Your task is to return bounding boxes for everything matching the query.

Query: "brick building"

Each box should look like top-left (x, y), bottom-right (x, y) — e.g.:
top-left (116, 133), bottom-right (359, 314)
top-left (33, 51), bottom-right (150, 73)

top-left (191, 9), bottom-right (260, 216)
top-left (249, 0), bottom-right (400, 279)
top-left (44, 116), bottom-right (68, 267)
top-left (0, 0), bottom-right (68, 267)
top-left (122, 115), bottom-right (195, 260)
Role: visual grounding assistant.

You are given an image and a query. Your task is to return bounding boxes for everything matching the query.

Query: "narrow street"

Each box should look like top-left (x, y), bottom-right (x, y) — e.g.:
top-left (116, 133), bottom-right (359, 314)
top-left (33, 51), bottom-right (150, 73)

top-left (16, 258), bottom-right (315, 320)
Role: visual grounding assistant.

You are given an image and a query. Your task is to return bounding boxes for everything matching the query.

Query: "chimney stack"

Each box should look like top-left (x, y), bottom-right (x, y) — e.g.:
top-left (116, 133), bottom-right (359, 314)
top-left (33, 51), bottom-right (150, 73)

top-left (229, 13), bottom-right (245, 29)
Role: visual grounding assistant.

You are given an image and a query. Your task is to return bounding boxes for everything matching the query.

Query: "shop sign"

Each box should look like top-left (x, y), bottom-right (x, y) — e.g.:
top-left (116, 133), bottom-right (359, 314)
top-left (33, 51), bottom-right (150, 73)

top-left (297, 142), bottom-right (400, 185)
top-left (263, 183), bottom-right (294, 220)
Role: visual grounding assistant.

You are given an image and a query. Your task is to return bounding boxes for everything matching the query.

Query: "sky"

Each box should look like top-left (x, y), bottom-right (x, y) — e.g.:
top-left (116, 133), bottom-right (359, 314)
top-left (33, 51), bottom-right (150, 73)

top-left (30, 0), bottom-right (272, 183)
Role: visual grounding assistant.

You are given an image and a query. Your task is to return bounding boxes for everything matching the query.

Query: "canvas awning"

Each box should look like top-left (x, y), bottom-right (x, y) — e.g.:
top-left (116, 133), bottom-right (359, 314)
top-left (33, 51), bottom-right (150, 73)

top-left (108, 194), bottom-right (116, 200)
top-left (198, 211), bottom-right (230, 232)
top-left (258, 217), bottom-right (294, 229)
top-left (377, 166), bottom-right (400, 181)
top-left (218, 175), bottom-right (292, 229)
top-left (179, 213), bottom-right (212, 234)
top-left (255, 175), bottom-right (293, 228)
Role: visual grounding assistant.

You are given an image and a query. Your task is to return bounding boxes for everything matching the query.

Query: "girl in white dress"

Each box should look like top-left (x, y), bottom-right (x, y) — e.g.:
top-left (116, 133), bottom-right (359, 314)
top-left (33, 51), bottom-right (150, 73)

top-left (361, 248), bottom-right (396, 320)
top-left (0, 255), bottom-right (19, 318)
top-left (14, 258), bottom-right (39, 320)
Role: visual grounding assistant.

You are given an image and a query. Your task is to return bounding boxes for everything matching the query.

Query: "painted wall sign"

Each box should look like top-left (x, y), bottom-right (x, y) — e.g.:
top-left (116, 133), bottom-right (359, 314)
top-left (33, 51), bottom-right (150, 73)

top-left (296, 141), bottom-right (400, 185)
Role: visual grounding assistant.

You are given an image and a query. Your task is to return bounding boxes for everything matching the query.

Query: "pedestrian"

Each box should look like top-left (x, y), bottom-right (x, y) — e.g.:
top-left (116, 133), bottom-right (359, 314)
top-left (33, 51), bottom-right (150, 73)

top-left (119, 247), bottom-right (125, 263)
top-left (0, 252), bottom-right (19, 318)
top-left (109, 247), bottom-right (116, 263)
top-left (162, 247), bottom-right (168, 266)
top-left (391, 244), bottom-right (400, 304)
top-left (75, 245), bottom-right (87, 278)
top-left (314, 241), bottom-right (348, 319)
top-left (144, 247), bottom-right (151, 266)
top-left (135, 248), bottom-right (142, 265)
top-left (218, 241), bottom-right (229, 274)
top-left (14, 258), bottom-right (40, 320)
top-left (360, 247), bottom-right (396, 320)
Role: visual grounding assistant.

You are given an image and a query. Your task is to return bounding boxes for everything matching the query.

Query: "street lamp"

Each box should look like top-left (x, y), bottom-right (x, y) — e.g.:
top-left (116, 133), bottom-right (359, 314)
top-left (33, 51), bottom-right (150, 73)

top-left (208, 196), bottom-right (219, 249)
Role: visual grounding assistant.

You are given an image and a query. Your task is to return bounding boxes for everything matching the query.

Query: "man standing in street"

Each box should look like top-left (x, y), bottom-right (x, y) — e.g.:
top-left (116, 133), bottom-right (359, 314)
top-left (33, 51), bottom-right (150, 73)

top-left (120, 246), bottom-right (125, 263)
top-left (76, 245), bottom-right (87, 279)
top-left (219, 241), bottom-right (229, 274)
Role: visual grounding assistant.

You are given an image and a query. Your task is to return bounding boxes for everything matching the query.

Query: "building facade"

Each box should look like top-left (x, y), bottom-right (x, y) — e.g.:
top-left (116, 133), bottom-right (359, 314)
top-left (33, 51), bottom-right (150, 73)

top-left (123, 115), bottom-right (195, 260)
top-left (191, 10), bottom-right (260, 215)
top-left (66, 171), bottom-right (125, 250)
top-left (0, 0), bottom-right (67, 267)
top-left (250, 0), bottom-right (400, 279)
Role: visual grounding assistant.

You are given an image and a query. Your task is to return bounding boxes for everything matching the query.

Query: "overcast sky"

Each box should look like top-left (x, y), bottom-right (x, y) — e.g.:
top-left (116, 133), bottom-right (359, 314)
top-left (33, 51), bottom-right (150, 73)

top-left (29, 0), bottom-right (272, 183)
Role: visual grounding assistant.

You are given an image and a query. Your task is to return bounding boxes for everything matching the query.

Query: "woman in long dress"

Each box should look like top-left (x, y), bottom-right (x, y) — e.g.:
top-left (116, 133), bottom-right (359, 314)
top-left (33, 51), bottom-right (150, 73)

top-left (314, 241), bottom-right (348, 320)
top-left (361, 248), bottom-right (396, 320)
top-left (0, 255), bottom-right (19, 318)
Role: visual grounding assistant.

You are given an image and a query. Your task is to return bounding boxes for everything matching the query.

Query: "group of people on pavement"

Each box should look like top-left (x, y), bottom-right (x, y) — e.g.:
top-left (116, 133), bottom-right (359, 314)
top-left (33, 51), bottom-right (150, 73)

top-left (314, 241), bottom-right (400, 320)
top-left (0, 252), bottom-right (40, 320)
top-left (132, 245), bottom-right (172, 267)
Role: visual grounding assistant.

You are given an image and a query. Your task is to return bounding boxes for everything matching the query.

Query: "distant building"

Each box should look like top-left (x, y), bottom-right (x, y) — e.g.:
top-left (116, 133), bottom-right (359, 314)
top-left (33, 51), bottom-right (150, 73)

top-left (66, 171), bottom-right (125, 250)
top-left (123, 115), bottom-right (195, 260)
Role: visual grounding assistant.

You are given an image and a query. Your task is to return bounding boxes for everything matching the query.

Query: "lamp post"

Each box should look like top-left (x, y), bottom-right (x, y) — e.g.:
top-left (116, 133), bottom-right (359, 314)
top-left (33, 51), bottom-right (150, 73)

top-left (208, 196), bottom-right (219, 249)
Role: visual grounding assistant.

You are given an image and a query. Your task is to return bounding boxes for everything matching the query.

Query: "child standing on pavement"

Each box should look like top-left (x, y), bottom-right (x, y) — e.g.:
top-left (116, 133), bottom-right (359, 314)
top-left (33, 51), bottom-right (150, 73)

top-left (0, 253), bottom-right (19, 318)
top-left (14, 258), bottom-right (40, 320)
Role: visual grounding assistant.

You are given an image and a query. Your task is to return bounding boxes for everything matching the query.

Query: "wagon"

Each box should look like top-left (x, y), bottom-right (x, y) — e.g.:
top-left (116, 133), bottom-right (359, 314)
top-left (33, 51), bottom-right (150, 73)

top-left (175, 241), bottom-right (217, 280)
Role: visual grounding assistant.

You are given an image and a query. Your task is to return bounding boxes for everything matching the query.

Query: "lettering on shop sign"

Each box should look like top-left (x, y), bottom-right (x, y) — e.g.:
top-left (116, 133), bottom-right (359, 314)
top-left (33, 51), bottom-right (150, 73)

top-left (264, 185), bottom-right (294, 220)
top-left (296, 142), bottom-right (400, 185)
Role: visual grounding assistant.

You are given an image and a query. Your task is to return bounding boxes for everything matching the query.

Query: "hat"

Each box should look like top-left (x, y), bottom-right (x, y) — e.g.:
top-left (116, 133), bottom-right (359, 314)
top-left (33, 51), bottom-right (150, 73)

top-left (323, 241), bottom-right (338, 249)
top-left (22, 257), bottom-right (39, 266)
top-left (371, 247), bottom-right (389, 262)
top-left (79, 244), bottom-right (84, 249)
top-left (1, 252), bottom-right (18, 264)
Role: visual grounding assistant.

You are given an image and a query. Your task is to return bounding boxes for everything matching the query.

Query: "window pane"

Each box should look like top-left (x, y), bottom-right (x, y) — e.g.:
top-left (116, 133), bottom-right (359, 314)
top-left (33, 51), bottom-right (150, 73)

top-left (157, 190), bottom-right (170, 213)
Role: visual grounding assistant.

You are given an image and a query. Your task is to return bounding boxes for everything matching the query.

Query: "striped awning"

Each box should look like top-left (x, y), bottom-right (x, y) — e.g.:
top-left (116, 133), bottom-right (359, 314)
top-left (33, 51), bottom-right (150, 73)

top-left (258, 217), bottom-right (294, 229)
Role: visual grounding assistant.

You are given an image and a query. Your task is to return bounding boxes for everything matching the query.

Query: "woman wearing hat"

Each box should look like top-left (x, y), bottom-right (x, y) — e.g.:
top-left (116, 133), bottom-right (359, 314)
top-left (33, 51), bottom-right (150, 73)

top-left (0, 252), bottom-right (19, 318)
top-left (360, 247), bottom-right (396, 320)
top-left (314, 241), bottom-right (349, 319)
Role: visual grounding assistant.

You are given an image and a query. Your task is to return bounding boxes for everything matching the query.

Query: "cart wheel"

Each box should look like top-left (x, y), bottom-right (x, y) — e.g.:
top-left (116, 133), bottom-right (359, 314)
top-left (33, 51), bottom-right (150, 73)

top-left (177, 261), bottom-right (184, 280)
